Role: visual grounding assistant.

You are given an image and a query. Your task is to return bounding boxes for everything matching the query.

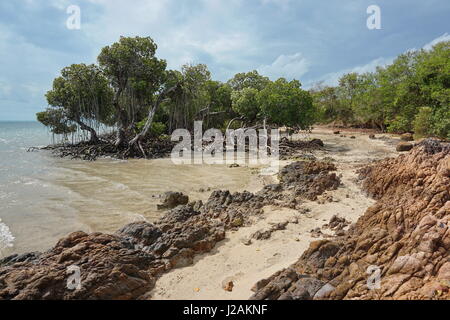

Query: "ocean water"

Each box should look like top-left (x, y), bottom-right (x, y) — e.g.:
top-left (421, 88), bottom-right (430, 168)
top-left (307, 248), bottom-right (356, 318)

top-left (0, 122), bottom-right (258, 258)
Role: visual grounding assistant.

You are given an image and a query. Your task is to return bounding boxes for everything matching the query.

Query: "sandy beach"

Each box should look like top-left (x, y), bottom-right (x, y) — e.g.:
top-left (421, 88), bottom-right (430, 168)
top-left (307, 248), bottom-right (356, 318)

top-left (150, 127), bottom-right (399, 299)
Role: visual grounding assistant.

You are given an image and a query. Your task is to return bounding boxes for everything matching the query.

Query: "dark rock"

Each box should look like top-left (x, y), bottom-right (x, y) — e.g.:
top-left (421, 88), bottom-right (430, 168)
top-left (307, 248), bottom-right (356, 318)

top-left (116, 222), bottom-right (162, 247)
top-left (396, 142), bottom-right (414, 152)
top-left (0, 252), bottom-right (41, 266)
top-left (157, 192), bottom-right (189, 210)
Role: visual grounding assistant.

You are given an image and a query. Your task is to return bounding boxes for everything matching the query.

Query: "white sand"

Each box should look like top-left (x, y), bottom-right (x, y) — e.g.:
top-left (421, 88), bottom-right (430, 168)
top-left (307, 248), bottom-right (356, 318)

top-left (150, 128), bottom-right (399, 300)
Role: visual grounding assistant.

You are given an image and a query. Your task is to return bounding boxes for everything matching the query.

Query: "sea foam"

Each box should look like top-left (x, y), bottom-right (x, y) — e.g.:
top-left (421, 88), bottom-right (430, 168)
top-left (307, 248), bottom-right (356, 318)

top-left (0, 219), bottom-right (15, 254)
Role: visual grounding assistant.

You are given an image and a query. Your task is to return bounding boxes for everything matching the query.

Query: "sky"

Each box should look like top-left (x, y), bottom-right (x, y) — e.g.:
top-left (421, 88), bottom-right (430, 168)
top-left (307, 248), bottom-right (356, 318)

top-left (0, 0), bottom-right (449, 120)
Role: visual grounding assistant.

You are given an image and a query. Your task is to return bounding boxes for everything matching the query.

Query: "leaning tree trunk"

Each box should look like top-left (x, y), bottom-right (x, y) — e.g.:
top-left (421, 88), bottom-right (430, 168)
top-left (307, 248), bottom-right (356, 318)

top-left (129, 85), bottom-right (179, 156)
top-left (75, 118), bottom-right (99, 144)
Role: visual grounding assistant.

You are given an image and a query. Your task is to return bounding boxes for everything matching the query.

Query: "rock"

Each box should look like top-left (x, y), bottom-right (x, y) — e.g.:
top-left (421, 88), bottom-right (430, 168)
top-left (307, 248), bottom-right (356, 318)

top-left (310, 139), bottom-right (324, 147)
top-left (231, 216), bottom-right (244, 228)
top-left (0, 232), bottom-right (157, 300)
top-left (229, 164), bottom-right (240, 168)
top-left (350, 136), bottom-right (356, 139)
top-left (278, 161), bottom-right (341, 201)
top-left (401, 133), bottom-right (414, 141)
top-left (279, 138), bottom-right (324, 160)
top-left (252, 230), bottom-right (273, 241)
top-left (116, 222), bottom-right (162, 247)
top-left (369, 134), bottom-right (376, 140)
top-left (222, 279), bottom-right (234, 292)
top-left (333, 131), bottom-right (340, 135)
top-left (1, 187), bottom-right (270, 299)
top-left (157, 192), bottom-right (189, 210)
top-left (396, 142), bottom-right (414, 152)
top-left (314, 283), bottom-right (335, 299)
top-left (0, 252), bottom-right (41, 266)
top-left (251, 139), bottom-right (450, 300)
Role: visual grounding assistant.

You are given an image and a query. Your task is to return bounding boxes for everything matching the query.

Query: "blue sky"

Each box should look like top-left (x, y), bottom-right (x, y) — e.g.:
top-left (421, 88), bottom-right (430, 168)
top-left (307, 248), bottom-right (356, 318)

top-left (0, 0), bottom-right (449, 120)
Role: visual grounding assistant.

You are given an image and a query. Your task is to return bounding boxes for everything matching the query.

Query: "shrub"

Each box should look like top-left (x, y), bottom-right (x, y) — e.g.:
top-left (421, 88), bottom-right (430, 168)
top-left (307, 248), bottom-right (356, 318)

top-left (413, 107), bottom-right (433, 139)
top-left (136, 120), bottom-right (167, 138)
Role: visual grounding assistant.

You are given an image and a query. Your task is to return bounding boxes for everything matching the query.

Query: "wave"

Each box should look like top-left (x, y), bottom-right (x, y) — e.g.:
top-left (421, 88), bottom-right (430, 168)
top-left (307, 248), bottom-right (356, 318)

top-left (0, 138), bottom-right (8, 144)
top-left (0, 219), bottom-right (15, 254)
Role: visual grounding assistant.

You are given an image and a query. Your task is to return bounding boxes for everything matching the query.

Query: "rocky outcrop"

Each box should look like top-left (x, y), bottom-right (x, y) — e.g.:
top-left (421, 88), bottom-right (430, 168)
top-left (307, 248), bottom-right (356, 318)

top-left (157, 192), bottom-right (189, 210)
top-left (251, 139), bottom-right (450, 300)
top-left (279, 138), bottom-right (324, 160)
top-left (0, 158), bottom-right (344, 300)
top-left (0, 232), bottom-right (156, 300)
top-left (396, 142), bottom-right (414, 152)
top-left (278, 161), bottom-right (341, 202)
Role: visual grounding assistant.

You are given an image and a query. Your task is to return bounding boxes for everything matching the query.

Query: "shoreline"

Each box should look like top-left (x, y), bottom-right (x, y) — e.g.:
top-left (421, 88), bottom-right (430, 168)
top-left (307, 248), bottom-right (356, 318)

top-left (3, 127), bottom-right (446, 300)
top-left (150, 128), bottom-right (399, 299)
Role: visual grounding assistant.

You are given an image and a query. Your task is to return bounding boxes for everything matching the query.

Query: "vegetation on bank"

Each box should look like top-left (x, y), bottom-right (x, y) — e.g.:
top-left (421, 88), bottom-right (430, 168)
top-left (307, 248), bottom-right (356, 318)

top-left (37, 36), bottom-right (315, 156)
top-left (310, 41), bottom-right (449, 139)
top-left (37, 37), bottom-right (449, 150)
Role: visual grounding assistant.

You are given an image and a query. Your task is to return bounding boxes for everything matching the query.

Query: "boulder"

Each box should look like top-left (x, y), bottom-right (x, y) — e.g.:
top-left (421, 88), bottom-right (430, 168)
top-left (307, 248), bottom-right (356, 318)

top-left (396, 142), bottom-right (414, 152)
top-left (157, 192), bottom-right (189, 210)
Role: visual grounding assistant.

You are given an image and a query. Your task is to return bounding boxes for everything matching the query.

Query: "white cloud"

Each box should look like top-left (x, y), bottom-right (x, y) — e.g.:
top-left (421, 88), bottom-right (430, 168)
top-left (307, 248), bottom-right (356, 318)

top-left (307, 32), bottom-right (450, 88)
top-left (423, 32), bottom-right (450, 50)
top-left (80, 0), bottom-right (257, 79)
top-left (258, 53), bottom-right (310, 81)
top-left (307, 56), bottom-right (394, 88)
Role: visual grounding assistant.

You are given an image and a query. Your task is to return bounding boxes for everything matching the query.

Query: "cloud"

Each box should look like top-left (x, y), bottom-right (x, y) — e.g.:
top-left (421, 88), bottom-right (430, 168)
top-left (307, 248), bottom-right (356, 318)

top-left (423, 32), bottom-right (450, 50)
top-left (307, 32), bottom-right (450, 88)
top-left (1, 0), bottom-right (449, 120)
top-left (307, 56), bottom-right (394, 88)
top-left (258, 53), bottom-right (310, 81)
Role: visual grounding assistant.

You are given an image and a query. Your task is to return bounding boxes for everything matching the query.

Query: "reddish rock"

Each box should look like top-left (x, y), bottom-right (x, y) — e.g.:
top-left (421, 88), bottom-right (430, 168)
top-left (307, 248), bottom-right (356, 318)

top-left (250, 139), bottom-right (450, 300)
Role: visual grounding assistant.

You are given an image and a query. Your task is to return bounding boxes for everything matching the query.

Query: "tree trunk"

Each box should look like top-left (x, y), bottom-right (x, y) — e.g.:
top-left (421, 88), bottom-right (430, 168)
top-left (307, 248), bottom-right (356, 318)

top-left (75, 119), bottom-right (99, 144)
top-left (129, 85), bottom-right (179, 147)
top-left (112, 87), bottom-right (127, 147)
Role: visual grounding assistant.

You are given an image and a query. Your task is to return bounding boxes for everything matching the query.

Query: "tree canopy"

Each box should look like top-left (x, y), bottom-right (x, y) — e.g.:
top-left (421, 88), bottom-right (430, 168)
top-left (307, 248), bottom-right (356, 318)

top-left (38, 63), bottom-right (113, 142)
top-left (311, 41), bottom-right (449, 139)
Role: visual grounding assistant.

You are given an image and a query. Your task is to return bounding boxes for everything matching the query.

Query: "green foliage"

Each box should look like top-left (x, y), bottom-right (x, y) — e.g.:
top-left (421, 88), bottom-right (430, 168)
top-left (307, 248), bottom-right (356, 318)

top-left (161, 64), bottom-right (213, 131)
top-left (136, 120), bottom-right (167, 138)
top-left (413, 107), bottom-right (433, 139)
top-left (227, 70), bottom-right (270, 91)
top-left (98, 36), bottom-right (168, 130)
top-left (40, 36), bottom-right (448, 146)
top-left (45, 63), bottom-right (114, 122)
top-left (311, 41), bottom-right (449, 138)
top-left (36, 109), bottom-right (77, 135)
top-left (231, 87), bottom-right (260, 121)
top-left (257, 78), bottom-right (315, 129)
top-left (38, 63), bottom-right (114, 139)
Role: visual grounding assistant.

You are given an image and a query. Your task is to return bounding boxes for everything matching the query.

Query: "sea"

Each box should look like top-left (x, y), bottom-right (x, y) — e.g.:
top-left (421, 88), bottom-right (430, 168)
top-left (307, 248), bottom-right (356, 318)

top-left (0, 121), bottom-right (256, 258)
